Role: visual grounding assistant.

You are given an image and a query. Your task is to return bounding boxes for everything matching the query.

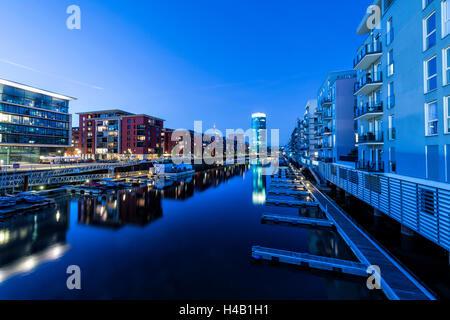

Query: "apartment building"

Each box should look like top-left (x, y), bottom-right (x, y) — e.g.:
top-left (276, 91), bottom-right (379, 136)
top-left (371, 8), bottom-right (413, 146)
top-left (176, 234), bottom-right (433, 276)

top-left (78, 110), bottom-right (164, 160)
top-left (317, 71), bottom-right (357, 163)
top-left (353, 0), bottom-right (450, 182)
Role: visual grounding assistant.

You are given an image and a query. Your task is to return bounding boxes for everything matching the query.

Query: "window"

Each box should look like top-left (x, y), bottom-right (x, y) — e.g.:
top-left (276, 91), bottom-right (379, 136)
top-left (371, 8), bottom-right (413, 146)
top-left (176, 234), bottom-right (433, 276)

top-left (387, 18), bottom-right (394, 45)
top-left (444, 47), bottom-right (450, 85)
top-left (443, 0), bottom-right (450, 37)
top-left (423, 0), bottom-right (434, 9)
top-left (444, 96), bottom-right (450, 133)
top-left (424, 12), bottom-right (437, 50)
top-left (387, 50), bottom-right (394, 76)
top-left (424, 56), bottom-right (438, 92)
top-left (388, 82), bottom-right (395, 108)
top-left (425, 101), bottom-right (438, 136)
top-left (388, 115), bottom-right (396, 140)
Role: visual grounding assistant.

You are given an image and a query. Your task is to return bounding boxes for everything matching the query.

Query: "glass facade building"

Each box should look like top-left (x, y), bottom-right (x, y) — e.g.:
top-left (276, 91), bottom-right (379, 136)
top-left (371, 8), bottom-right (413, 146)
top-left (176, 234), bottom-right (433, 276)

top-left (251, 113), bottom-right (267, 155)
top-left (0, 79), bottom-right (75, 164)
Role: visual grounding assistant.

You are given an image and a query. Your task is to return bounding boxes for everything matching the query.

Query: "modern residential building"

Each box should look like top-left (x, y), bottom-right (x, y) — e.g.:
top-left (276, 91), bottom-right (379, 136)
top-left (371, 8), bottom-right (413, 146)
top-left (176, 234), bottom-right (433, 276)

top-left (78, 110), bottom-right (164, 160)
top-left (0, 78), bottom-right (75, 164)
top-left (251, 113), bottom-right (267, 155)
top-left (317, 71), bottom-right (357, 163)
top-left (353, 1), bottom-right (385, 172)
top-left (352, 0), bottom-right (450, 182)
top-left (289, 0), bottom-right (450, 255)
top-left (305, 100), bottom-right (319, 163)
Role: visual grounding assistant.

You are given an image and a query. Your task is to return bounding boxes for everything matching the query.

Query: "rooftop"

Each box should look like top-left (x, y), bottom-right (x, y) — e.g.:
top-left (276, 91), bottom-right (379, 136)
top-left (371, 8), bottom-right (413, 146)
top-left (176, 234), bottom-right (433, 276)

top-left (252, 113), bottom-right (267, 118)
top-left (77, 109), bottom-right (165, 121)
top-left (0, 78), bottom-right (76, 101)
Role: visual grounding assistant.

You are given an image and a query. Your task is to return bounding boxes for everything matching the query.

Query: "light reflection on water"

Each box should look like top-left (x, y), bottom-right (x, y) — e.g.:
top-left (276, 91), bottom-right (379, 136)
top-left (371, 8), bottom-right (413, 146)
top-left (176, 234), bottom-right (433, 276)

top-left (0, 164), bottom-right (382, 300)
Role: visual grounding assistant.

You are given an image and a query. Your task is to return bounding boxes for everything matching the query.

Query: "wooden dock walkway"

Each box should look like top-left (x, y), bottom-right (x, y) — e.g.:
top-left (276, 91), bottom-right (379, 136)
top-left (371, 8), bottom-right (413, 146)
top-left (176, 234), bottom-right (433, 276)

top-left (252, 246), bottom-right (367, 277)
top-left (289, 165), bottom-right (436, 300)
top-left (262, 213), bottom-right (333, 228)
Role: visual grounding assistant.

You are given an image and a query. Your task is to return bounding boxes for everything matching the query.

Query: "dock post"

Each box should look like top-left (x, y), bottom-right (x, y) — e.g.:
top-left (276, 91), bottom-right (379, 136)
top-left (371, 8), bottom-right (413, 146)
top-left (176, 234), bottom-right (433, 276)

top-left (344, 192), bottom-right (352, 208)
top-left (401, 225), bottom-right (415, 251)
top-left (373, 208), bottom-right (384, 228)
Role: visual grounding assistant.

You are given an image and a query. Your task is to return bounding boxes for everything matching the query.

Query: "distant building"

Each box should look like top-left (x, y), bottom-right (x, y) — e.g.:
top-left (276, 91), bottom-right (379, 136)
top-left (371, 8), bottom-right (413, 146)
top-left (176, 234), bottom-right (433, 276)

top-left (0, 78), bottom-right (75, 164)
top-left (251, 113), bottom-right (267, 155)
top-left (317, 71), bottom-right (357, 163)
top-left (78, 110), bottom-right (164, 160)
top-left (162, 128), bottom-right (176, 156)
top-left (72, 127), bottom-right (80, 149)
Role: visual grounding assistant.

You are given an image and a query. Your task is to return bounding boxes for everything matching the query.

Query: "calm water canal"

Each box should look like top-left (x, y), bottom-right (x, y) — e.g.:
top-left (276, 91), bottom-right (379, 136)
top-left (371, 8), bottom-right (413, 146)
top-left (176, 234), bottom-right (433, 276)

top-left (0, 165), bottom-right (382, 300)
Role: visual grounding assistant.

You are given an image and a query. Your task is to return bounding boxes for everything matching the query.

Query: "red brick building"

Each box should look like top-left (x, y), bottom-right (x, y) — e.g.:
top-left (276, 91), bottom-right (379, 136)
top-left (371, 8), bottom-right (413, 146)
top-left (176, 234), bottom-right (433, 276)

top-left (78, 110), bottom-right (164, 160)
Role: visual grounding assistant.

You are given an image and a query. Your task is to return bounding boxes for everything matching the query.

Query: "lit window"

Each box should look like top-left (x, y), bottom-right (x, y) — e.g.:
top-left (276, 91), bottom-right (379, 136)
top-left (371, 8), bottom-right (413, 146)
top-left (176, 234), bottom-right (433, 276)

top-left (425, 101), bottom-right (438, 136)
top-left (424, 56), bottom-right (438, 92)
top-left (424, 12), bottom-right (437, 50)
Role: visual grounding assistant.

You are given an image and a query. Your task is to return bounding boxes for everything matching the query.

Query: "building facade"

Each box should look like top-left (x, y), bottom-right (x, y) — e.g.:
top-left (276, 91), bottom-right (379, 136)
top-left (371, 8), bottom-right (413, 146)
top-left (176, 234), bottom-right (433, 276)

top-left (78, 110), bottom-right (164, 160)
top-left (251, 113), bottom-right (267, 155)
top-left (0, 78), bottom-right (75, 164)
top-left (353, 0), bottom-right (450, 182)
top-left (317, 71), bottom-right (357, 163)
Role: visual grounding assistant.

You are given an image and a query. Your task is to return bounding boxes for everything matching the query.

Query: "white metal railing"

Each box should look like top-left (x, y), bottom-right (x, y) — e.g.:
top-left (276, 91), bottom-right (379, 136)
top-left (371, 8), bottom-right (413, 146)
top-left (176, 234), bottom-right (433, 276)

top-left (314, 162), bottom-right (450, 252)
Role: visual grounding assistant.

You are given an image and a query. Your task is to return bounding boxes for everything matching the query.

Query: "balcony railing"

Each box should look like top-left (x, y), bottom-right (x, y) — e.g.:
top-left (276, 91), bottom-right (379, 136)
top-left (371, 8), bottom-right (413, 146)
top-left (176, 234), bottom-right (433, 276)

top-left (354, 102), bottom-right (383, 119)
top-left (323, 110), bottom-right (333, 119)
top-left (357, 132), bottom-right (384, 144)
top-left (353, 40), bottom-right (383, 69)
top-left (356, 160), bottom-right (385, 173)
top-left (354, 72), bottom-right (383, 95)
top-left (323, 127), bottom-right (332, 134)
top-left (320, 97), bottom-right (332, 106)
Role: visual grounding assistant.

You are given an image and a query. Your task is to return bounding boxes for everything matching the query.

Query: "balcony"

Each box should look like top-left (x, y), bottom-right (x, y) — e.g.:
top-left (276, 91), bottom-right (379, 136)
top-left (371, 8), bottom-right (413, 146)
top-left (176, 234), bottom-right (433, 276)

top-left (322, 109), bottom-right (333, 120)
top-left (356, 132), bottom-right (384, 145)
top-left (354, 102), bottom-right (383, 121)
top-left (323, 127), bottom-right (332, 135)
top-left (318, 157), bottom-right (333, 163)
top-left (353, 41), bottom-right (382, 70)
top-left (320, 97), bottom-right (332, 107)
top-left (323, 142), bottom-right (333, 149)
top-left (354, 72), bottom-right (383, 96)
top-left (356, 160), bottom-right (385, 173)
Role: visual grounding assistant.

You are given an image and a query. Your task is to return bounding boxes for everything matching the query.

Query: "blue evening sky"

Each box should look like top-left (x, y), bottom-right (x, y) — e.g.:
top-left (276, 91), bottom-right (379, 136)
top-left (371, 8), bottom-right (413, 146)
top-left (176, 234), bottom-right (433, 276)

top-left (0, 0), bottom-right (372, 144)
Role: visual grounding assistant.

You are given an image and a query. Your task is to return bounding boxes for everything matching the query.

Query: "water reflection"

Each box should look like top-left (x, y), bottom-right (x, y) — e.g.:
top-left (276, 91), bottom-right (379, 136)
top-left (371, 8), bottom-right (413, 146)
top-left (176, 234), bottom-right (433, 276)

top-left (78, 189), bottom-right (163, 229)
top-left (78, 165), bottom-right (249, 228)
top-left (0, 201), bottom-right (70, 284)
top-left (252, 165), bottom-right (267, 205)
